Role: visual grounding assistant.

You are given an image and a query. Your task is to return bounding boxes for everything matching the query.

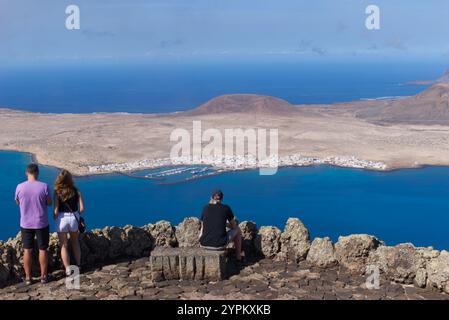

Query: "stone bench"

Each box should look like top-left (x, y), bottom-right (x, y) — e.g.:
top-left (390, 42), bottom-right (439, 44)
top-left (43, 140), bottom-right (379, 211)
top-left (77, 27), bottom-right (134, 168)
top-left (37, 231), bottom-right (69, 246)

top-left (150, 247), bottom-right (228, 282)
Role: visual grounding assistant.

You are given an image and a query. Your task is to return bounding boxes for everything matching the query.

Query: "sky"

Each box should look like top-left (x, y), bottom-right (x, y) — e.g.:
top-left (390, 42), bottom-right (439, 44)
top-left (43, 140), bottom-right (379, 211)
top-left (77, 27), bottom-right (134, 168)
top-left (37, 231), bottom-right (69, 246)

top-left (1, 0), bottom-right (449, 65)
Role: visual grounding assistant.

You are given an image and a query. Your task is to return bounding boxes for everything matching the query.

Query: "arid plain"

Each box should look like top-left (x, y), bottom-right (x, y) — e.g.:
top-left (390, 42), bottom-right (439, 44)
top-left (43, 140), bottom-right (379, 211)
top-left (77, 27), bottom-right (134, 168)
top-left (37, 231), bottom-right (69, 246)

top-left (1, 82), bottom-right (449, 175)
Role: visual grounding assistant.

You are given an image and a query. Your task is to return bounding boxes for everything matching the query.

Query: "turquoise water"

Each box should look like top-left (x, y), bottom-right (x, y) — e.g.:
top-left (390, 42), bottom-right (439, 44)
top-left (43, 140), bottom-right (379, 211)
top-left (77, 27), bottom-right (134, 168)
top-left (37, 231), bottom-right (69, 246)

top-left (2, 151), bottom-right (449, 250)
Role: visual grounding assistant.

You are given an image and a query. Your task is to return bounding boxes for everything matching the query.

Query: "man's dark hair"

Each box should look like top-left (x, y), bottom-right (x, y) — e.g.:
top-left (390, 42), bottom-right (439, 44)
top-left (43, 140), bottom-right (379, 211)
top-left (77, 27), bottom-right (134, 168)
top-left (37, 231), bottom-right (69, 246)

top-left (211, 189), bottom-right (223, 201)
top-left (26, 163), bottom-right (39, 176)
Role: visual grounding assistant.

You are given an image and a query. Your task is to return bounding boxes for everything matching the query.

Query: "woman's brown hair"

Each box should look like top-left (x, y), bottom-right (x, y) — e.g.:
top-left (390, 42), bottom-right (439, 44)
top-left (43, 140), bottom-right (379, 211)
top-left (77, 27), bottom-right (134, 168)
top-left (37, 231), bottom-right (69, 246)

top-left (54, 169), bottom-right (77, 202)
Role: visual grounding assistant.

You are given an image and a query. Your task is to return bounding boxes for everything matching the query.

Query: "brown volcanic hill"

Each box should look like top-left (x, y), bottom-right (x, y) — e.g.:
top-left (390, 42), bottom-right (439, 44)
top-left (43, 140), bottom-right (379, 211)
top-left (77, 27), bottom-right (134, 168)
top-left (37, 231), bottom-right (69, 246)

top-left (356, 83), bottom-right (449, 125)
top-left (186, 94), bottom-right (297, 115)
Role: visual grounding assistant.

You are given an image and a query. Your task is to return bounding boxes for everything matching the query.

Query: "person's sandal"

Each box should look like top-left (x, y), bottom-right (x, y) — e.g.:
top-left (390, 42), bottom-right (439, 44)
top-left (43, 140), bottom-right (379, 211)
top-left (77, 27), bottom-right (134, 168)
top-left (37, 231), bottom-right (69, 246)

top-left (40, 276), bottom-right (48, 284)
top-left (25, 278), bottom-right (32, 285)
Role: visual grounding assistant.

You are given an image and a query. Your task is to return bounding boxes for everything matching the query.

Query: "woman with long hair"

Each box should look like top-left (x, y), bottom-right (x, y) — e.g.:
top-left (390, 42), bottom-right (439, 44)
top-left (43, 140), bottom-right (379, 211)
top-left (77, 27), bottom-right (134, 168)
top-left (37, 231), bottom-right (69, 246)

top-left (53, 169), bottom-right (85, 274)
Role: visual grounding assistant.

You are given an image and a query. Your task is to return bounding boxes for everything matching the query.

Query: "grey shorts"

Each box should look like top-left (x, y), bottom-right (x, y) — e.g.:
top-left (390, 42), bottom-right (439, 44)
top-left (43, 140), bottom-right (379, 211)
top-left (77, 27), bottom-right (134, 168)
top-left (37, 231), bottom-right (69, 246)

top-left (201, 228), bottom-right (238, 250)
top-left (226, 228), bottom-right (238, 244)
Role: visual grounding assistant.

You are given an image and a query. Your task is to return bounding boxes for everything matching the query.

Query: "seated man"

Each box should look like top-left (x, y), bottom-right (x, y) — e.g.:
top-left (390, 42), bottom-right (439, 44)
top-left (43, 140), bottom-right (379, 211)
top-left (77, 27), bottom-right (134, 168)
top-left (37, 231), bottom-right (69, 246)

top-left (199, 189), bottom-right (242, 261)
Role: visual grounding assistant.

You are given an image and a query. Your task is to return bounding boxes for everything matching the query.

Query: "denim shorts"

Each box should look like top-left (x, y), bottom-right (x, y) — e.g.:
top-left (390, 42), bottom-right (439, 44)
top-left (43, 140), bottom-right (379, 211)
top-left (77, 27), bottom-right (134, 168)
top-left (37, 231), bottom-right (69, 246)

top-left (55, 212), bottom-right (79, 233)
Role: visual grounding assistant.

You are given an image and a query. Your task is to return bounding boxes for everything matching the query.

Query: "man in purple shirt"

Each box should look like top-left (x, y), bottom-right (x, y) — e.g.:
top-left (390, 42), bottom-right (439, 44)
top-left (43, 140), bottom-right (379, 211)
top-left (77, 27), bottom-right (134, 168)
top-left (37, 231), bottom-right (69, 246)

top-left (15, 164), bottom-right (52, 284)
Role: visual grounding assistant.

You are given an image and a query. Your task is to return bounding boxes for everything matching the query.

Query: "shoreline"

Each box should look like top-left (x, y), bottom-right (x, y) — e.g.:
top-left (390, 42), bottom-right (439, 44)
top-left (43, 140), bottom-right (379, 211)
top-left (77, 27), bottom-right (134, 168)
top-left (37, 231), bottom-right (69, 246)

top-left (2, 85), bottom-right (449, 179)
top-left (2, 149), bottom-right (449, 251)
top-left (1, 148), bottom-right (443, 180)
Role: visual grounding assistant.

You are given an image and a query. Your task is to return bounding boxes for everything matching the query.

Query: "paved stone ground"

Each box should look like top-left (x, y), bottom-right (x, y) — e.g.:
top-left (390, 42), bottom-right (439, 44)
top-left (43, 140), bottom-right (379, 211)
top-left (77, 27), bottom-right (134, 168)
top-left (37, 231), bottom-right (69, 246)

top-left (0, 257), bottom-right (448, 300)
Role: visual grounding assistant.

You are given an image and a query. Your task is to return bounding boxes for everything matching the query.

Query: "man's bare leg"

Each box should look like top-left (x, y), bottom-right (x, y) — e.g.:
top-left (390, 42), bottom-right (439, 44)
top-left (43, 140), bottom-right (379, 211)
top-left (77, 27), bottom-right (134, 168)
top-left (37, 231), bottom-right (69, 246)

top-left (23, 249), bottom-right (33, 280)
top-left (232, 227), bottom-right (242, 261)
top-left (39, 250), bottom-right (48, 279)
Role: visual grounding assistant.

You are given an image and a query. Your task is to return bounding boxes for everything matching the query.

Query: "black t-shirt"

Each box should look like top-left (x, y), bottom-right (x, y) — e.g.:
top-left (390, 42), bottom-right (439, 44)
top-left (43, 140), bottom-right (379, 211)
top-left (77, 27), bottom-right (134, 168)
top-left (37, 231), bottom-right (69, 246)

top-left (57, 189), bottom-right (79, 213)
top-left (199, 203), bottom-right (235, 248)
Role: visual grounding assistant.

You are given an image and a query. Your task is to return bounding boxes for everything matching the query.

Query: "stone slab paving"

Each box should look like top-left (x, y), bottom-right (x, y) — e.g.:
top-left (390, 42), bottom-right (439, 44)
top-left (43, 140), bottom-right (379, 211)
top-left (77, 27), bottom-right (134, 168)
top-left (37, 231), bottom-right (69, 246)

top-left (0, 257), bottom-right (448, 300)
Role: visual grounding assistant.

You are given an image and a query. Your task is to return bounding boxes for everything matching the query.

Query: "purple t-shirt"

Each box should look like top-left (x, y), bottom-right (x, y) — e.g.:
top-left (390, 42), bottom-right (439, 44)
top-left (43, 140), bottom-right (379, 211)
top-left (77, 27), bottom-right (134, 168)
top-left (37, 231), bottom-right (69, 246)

top-left (15, 181), bottom-right (51, 229)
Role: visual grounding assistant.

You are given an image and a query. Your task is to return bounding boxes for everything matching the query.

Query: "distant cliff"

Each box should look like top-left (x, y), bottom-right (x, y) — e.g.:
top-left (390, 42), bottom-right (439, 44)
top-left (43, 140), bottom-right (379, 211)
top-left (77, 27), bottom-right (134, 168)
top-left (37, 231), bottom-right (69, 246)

top-left (356, 68), bottom-right (449, 125)
top-left (437, 69), bottom-right (449, 84)
top-left (402, 68), bottom-right (449, 86)
top-left (356, 83), bottom-right (449, 125)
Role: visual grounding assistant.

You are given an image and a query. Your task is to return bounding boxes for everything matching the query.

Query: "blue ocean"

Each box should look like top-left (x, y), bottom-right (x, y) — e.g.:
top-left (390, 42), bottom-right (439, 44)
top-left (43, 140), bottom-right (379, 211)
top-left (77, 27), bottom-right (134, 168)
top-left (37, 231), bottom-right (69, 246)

top-left (2, 151), bottom-right (449, 249)
top-left (1, 59), bottom-right (448, 249)
top-left (0, 58), bottom-right (445, 113)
